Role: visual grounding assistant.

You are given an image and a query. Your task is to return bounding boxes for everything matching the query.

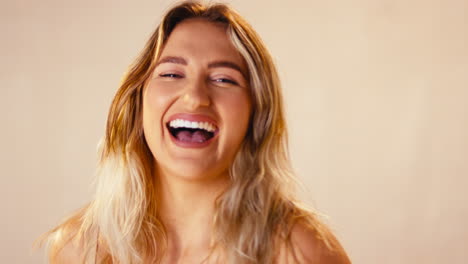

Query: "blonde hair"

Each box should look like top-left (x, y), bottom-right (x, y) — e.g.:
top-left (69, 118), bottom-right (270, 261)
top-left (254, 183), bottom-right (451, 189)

top-left (42, 1), bottom-right (340, 263)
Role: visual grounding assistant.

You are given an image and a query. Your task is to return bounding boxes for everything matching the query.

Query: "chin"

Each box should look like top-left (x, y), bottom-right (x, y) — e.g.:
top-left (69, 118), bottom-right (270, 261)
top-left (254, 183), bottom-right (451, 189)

top-left (158, 160), bottom-right (229, 182)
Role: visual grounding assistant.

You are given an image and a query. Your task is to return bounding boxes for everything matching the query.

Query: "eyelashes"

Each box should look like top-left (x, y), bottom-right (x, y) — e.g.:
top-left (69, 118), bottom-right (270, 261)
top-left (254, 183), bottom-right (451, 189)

top-left (158, 73), bottom-right (239, 86)
top-left (213, 78), bottom-right (238, 85)
top-left (159, 73), bottom-right (183, 78)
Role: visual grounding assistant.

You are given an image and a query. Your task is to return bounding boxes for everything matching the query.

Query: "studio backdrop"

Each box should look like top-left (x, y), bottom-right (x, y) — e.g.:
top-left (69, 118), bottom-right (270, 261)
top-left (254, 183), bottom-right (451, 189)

top-left (1, 0), bottom-right (467, 263)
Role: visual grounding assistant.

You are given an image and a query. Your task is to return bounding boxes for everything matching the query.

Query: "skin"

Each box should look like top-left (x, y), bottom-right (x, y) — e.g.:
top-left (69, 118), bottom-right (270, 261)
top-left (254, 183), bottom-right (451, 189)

top-left (277, 222), bottom-right (352, 264)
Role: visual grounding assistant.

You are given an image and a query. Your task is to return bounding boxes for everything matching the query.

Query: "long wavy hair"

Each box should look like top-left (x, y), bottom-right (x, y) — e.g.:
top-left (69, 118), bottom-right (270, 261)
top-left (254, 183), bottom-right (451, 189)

top-left (43, 1), bottom-right (339, 263)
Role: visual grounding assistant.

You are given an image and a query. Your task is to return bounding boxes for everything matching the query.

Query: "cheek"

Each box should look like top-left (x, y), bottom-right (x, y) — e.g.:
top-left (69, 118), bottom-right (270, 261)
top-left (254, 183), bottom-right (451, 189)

top-left (145, 82), bottom-right (169, 108)
top-left (142, 84), bottom-right (172, 140)
top-left (219, 91), bottom-right (252, 140)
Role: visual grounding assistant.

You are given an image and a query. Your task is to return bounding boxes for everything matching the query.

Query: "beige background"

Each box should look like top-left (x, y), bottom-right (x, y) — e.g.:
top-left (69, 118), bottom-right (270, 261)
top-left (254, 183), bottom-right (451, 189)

top-left (1, 0), bottom-right (467, 263)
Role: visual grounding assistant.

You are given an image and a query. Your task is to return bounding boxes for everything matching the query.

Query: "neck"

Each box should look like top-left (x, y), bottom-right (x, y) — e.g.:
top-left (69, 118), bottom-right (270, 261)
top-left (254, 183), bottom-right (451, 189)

top-left (156, 167), bottom-right (229, 256)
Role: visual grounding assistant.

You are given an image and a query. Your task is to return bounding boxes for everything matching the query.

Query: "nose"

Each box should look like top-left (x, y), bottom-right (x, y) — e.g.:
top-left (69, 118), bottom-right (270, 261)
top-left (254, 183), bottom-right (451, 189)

top-left (182, 76), bottom-right (211, 110)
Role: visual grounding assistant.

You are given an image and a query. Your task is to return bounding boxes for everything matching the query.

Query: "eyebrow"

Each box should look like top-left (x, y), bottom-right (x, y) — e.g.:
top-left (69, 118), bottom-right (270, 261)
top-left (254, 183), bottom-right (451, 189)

top-left (156, 56), bottom-right (247, 80)
top-left (208, 61), bottom-right (247, 79)
top-left (156, 56), bottom-right (187, 66)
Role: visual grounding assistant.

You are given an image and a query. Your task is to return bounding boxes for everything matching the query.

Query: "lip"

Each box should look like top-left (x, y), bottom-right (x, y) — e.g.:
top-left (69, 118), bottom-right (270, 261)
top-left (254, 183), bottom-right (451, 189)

top-left (165, 113), bottom-right (219, 149)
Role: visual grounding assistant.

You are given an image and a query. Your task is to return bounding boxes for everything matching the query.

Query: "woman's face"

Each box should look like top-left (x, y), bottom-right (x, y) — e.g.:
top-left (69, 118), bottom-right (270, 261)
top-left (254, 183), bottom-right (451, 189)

top-left (143, 19), bottom-right (251, 181)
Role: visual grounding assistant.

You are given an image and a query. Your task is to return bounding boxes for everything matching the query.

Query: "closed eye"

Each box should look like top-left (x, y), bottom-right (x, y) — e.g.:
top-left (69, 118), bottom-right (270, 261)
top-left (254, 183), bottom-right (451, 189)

top-left (213, 78), bottom-right (238, 85)
top-left (160, 73), bottom-right (183, 78)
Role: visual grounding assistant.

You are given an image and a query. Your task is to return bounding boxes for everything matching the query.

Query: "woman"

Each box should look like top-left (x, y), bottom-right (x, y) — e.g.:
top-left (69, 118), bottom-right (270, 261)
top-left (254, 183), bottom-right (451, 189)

top-left (43, 1), bottom-right (351, 263)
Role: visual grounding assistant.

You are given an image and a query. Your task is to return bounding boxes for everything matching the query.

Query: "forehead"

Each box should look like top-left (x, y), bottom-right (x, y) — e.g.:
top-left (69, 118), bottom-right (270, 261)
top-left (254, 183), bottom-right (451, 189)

top-left (160, 19), bottom-right (246, 68)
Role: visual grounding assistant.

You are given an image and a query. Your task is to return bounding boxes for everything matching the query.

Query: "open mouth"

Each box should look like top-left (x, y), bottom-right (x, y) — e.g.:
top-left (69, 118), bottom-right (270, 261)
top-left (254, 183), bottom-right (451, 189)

top-left (167, 119), bottom-right (217, 144)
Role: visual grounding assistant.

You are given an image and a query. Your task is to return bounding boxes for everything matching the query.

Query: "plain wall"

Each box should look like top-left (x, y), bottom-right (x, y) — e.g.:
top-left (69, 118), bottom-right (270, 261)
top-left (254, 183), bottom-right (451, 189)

top-left (1, 0), bottom-right (467, 263)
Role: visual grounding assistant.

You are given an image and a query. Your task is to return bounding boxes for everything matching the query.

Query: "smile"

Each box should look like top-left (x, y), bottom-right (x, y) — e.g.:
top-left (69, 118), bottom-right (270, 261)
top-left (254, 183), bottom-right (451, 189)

top-left (166, 116), bottom-right (219, 146)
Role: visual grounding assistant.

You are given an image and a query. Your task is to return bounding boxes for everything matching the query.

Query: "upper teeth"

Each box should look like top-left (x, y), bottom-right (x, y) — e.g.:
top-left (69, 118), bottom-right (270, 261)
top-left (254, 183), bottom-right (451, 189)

top-left (169, 119), bottom-right (217, 132)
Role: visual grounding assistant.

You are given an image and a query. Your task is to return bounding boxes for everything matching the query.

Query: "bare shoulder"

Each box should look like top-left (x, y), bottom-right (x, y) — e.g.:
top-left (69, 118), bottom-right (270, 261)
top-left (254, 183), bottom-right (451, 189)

top-left (47, 223), bottom-right (90, 264)
top-left (52, 237), bottom-right (84, 264)
top-left (44, 207), bottom-right (96, 263)
top-left (277, 220), bottom-right (351, 264)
